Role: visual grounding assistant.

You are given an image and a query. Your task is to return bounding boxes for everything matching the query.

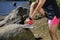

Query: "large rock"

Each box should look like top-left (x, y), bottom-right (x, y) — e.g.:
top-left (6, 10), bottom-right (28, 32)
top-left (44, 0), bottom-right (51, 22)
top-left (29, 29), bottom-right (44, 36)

top-left (0, 6), bottom-right (35, 40)
top-left (0, 24), bottom-right (35, 40)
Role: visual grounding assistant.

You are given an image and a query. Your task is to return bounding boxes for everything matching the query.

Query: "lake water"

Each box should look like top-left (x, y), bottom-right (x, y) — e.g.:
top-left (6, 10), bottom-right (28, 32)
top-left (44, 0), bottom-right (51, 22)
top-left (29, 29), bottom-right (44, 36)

top-left (0, 1), bottom-right (29, 16)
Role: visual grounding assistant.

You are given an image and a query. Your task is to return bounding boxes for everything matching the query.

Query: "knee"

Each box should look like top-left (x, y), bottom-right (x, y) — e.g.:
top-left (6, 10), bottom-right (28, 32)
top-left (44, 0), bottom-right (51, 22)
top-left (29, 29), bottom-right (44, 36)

top-left (30, 2), bottom-right (36, 7)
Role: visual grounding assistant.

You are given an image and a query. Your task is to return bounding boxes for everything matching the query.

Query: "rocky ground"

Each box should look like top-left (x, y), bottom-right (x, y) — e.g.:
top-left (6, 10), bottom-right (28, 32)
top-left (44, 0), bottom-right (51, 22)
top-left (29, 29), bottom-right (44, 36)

top-left (31, 18), bottom-right (60, 40)
top-left (0, 16), bottom-right (60, 40)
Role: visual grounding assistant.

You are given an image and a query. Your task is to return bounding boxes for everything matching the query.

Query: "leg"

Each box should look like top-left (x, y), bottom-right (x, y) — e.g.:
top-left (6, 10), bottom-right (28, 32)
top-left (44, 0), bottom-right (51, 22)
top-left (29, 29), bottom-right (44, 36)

top-left (29, 2), bottom-right (38, 17)
top-left (38, 8), bottom-right (45, 16)
top-left (29, 2), bottom-right (45, 18)
top-left (48, 16), bottom-right (59, 40)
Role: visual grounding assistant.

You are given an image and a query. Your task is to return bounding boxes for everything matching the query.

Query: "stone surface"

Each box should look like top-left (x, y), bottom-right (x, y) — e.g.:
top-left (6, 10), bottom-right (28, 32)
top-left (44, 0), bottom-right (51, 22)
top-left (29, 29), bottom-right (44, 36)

top-left (0, 24), bottom-right (35, 40)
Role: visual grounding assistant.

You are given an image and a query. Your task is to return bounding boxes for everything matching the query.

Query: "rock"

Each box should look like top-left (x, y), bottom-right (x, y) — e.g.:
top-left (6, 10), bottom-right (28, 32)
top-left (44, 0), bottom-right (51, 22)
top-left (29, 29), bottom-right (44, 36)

top-left (0, 6), bottom-right (35, 40)
top-left (0, 24), bottom-right (35, 40)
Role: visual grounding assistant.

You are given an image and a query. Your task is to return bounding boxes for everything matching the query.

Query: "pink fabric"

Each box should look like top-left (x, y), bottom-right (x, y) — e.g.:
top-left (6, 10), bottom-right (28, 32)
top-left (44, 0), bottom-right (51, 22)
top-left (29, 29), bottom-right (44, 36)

top-left (48, 16), bottom-right (59, 25)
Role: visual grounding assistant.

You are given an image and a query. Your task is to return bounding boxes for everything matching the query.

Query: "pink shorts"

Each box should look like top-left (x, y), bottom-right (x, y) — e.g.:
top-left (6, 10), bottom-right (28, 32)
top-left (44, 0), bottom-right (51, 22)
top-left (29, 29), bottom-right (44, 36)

top-left (48, 16), bottom-right (60, 25)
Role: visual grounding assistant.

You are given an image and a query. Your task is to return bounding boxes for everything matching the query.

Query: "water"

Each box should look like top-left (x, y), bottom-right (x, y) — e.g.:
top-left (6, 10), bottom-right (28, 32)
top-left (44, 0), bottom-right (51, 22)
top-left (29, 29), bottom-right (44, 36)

top-left (0, 1), bottom-right (29, 16)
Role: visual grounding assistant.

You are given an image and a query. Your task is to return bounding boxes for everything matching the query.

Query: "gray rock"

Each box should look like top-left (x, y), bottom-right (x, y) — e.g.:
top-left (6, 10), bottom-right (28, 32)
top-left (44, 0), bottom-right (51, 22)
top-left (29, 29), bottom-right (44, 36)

top-left (0, 6), bottom-right (35, 40)
top-left (0, 24), bottom-right (35, 40)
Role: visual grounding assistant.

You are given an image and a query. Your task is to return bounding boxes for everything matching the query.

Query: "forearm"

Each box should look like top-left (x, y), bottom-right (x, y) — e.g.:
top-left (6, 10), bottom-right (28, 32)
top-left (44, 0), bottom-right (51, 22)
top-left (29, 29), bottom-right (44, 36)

top-left (30, 0), bottom-right (46, 19)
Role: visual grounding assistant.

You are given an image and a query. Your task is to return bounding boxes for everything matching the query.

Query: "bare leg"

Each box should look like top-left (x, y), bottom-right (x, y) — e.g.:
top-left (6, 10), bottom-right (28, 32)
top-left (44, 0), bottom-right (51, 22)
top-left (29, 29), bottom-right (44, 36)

top-left (29, 2), bottom-right (37, 17)
top-left (49, 24), bottom-right (58, 40)
top-left (29, 2), bottom-right (45, 19)
top-left (48, 17), bottom-right (59, 40)
top-left (38, 8), bottom-right (45, 16)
